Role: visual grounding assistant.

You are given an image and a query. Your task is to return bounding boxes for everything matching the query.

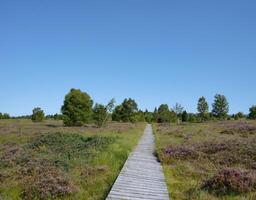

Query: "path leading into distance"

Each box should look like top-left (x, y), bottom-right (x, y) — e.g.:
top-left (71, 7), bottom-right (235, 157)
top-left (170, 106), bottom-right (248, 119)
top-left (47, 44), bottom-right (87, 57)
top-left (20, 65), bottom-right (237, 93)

top-left (106, 124), bottom-right (170, 200)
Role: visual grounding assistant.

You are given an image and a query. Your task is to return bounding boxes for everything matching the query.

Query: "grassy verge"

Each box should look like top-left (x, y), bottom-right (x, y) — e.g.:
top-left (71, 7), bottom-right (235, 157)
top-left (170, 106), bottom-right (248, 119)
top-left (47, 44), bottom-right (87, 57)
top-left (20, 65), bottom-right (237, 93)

top-left (0, 119), bottom-right (145, 200)
top-left (154, 120), bottom-right (256, 200)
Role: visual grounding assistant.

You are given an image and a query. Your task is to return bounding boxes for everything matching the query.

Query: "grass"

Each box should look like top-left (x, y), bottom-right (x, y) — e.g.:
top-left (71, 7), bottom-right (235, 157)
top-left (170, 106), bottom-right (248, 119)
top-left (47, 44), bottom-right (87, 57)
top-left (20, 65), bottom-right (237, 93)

top-left (154, 120), bottom-right (256, 200)
top-left (0, 119), bottom-right (145, 200)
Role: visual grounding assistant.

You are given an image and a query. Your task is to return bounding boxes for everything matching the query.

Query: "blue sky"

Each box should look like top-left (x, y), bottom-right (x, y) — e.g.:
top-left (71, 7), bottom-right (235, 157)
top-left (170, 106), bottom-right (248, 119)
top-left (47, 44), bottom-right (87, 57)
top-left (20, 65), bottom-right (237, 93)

top-left (0, 0), bottom-right (255, 116)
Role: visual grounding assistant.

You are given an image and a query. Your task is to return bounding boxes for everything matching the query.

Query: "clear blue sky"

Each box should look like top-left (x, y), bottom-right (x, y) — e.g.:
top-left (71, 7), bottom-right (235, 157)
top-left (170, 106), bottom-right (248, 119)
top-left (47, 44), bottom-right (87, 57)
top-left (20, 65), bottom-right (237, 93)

top-left (1, 0), bottom-right (255, 116)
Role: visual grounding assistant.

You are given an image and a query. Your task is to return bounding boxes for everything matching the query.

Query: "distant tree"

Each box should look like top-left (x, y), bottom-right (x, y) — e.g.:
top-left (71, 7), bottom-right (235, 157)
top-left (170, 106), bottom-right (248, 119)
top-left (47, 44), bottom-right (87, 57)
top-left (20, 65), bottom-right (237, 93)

top-left (0, 112), bottom-right (2, 119)
top-left (31, 107), bottom-right (45, 122)
top-left (93, 104), bottom-right (107, 127)
top-left (3, 113), bottom-right (10, 119)
top-left (134, 110), bottom-right (145, 122)
top-left (188, 113), bottom-right (198, 123)
top-left (112, 105), bottom-right (123, 122)
top-left (212, 94), bottom-right (229, 119)
top-left (248, 105), bottom-right (256, 119)
top-left (170, 111), bottom-right (178, 123)
top-left (112, 98), bottom-right (138, 122)
top-left (181, 111), bottom-right (188, 122)
top-left (61, 88), bottom-right (93, 126)
top-left (144, 109), bottom-right (154, 123)
top-left (121, 98), bottom-right (138, 122)
top-left (197, 96), bottom-right (209, 121)
top-left (53, 113), bottom-right (63, 120)
top-left (234, 112), bottom-right (244, 120)
top-left (173, 103), bottom-right (184, 116)
top-left (157, 104), bottom-right (171, 123)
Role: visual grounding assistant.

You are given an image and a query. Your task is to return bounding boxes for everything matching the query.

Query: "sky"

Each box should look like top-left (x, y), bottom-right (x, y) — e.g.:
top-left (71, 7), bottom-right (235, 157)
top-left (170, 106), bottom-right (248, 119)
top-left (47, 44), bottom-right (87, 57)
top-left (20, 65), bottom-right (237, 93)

top-left (0, 0), bottom-right (256, 116)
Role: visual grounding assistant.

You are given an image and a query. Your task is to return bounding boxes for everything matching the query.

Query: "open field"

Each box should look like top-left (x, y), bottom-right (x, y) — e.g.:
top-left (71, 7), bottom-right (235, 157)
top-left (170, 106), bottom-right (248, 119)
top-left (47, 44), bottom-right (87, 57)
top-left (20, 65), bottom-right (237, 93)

top-left (0, 119), bottom-right (145, 200)
top-left (154, 120), bottom-right (256, 200)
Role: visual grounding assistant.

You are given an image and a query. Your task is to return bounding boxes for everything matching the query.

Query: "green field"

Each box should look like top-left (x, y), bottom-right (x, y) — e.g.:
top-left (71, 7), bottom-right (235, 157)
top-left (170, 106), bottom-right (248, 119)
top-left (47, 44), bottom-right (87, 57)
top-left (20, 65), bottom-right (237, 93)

top-left (0, 119), bottom-right (145, 200)
top-left (154, 120), bottom-right (256, 200)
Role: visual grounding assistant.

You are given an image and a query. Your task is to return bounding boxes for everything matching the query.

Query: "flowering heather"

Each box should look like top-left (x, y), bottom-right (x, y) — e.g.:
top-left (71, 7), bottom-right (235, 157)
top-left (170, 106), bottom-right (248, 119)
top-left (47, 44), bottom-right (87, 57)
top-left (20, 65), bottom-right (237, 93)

top-left (163, 145), bottom-right (199, 160)
top-left (202, 168), bottom-right (256, 195)
top-left (220, 121), bottom-right (256, 134)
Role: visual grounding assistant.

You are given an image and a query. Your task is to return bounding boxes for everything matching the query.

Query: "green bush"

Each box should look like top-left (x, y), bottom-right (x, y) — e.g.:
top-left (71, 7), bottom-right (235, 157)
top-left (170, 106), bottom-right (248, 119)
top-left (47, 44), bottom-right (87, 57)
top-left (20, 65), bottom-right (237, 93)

top-left (93, 104), bottom-right (107, 127)
top-left (31, 107), bottom-right (44, 122)
top-left (61, 89), bottom-right (93, 126)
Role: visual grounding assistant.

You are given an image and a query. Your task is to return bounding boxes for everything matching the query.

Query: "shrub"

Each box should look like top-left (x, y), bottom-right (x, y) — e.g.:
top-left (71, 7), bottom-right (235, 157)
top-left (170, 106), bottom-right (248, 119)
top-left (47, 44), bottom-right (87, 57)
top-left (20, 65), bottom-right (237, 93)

top-left (31, 107), bottom-right (45, 122)
top-left (61, 89), bottom-right (93, 126)
top-left (19, 158), bottom-right (76, 199)
top-left (163, 145), bottom-right (199, 161)
top-left (29, 133), bottom-right (115, 159)
top-left (93, 104), bottom-right (107, 127)
top-left (202, 168), bottom-right (255, 195)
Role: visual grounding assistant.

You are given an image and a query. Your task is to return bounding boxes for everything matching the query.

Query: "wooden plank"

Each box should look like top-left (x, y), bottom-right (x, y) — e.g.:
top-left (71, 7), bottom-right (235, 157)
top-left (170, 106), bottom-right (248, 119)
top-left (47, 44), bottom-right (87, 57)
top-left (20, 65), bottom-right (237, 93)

top-left (106, 124), bottom-right (170, 200)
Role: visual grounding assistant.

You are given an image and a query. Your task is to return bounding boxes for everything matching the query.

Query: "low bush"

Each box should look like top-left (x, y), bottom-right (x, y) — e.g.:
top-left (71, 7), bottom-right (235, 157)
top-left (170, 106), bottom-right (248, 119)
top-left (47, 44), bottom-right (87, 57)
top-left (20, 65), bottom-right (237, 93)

top-left (163, 145), bottom-right (199, 161)
top-left (202, 168), bottom-right (256, 195)
top-left (29, 133), bottom-right (115, 159)
top-left (19, 158), bottom-right (76, 199)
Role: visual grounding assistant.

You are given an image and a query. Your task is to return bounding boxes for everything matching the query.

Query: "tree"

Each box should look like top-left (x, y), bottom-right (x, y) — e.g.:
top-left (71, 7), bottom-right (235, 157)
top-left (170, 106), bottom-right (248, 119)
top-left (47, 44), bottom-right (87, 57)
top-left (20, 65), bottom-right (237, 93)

top-left (234, 112), bottom-right (244, 120)
top-left (93, 104), bottom-right (107, 127)
top-left (173, 103), bottom-right (184, 115)
top-left (197, 96), bottom-right (209, 121)
top-left (112, 105), bottom-right (123, 122)
top-left (0, 112), bottom-right (2, 119)
top-left (112, 98), bottom-right (138, 122)
top-left (212, 94), bottom-right (229, 119)
top-left (61, 89), bottom-right (93, 126)
top-left (181, 111), bottom-right (188, 122)
top-left (157, 104), bottom-right (171, 123)
top-left (144, 109), bottom-right (154, 123)
top-left (249, 105), bottom-right (256, 119)
top-left (31, 107), bottom-right (44, 122)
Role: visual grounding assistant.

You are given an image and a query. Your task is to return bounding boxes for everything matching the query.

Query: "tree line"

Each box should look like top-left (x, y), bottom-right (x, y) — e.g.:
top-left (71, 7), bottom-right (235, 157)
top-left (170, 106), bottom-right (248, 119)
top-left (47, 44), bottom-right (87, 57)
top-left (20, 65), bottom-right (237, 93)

top-left (2, 88), bottom-right (256, 126)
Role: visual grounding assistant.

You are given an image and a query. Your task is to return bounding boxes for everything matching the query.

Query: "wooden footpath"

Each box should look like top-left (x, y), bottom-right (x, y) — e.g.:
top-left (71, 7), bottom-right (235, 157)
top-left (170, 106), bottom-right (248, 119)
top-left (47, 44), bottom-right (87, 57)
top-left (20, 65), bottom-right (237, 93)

top-left (106, 124), bottom-right (170, 200)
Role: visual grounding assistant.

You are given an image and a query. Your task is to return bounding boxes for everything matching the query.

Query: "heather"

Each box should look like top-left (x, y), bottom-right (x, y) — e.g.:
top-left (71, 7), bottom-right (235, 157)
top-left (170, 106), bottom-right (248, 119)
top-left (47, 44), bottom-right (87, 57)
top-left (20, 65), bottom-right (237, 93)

top-left (0, 119), bottom-right (145, 199)
top-left (155, 120), bottom-right (256, 200)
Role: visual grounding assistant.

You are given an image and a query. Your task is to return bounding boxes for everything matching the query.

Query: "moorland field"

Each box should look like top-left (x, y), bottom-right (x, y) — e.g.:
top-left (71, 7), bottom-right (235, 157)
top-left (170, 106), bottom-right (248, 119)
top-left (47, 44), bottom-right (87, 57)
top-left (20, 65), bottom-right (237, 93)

top-left (0, 119), bottom-right (145, 200)
top-left (155, 120), bottom-right (256, 200)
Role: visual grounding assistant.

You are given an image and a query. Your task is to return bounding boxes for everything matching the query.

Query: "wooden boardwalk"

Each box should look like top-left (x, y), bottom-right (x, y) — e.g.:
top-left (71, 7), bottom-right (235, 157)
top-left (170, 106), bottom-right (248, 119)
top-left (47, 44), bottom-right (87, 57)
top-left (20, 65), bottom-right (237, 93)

top-left (106, 124), bottom-right (170, 200)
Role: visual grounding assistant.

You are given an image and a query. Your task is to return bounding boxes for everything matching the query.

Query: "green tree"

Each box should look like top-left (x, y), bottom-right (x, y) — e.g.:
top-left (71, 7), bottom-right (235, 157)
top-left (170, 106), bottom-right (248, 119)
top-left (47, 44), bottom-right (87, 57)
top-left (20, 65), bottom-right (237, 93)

top-left (61, 89), bottom-right (93, 126)
top-left (112, 105), bottom-right (123, 122)
top-left (157, 104), bottom-right (171, 123)
top-left (112, 98), bottom-right (138, 122)
top-left (212, 94), bottom-right (229, 119)
top-left (249, 105), bottom-right (256, 119)
top-left (144, 109), bottom-right (154, 123)
top-left (173, 103), bottom-right (184, 115)
top-left (93, 104), bottom-right (107, 127)
top-left (234, 112), bottom-right (244, 120)
top-left (0, 112), bottom-right (2, 119)
top-left (31, 107), bottom-right (44, 122)
top-left (181, 111), bottom-right (188, 122)
top-left (197, 96), bottom-right (209, 121)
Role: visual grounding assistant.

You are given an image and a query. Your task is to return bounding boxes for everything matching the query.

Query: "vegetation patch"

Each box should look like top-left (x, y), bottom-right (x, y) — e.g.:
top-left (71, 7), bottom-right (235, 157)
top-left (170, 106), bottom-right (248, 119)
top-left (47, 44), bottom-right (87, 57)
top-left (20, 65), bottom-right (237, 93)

top-left (19, 158), bottom-right (76, 199)
top-left (202, 168), bottom-right (256, 195)
top-left (162, 145), bottom-right (199, 161)
top-left (29, 132), bottom-right (115, 159)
